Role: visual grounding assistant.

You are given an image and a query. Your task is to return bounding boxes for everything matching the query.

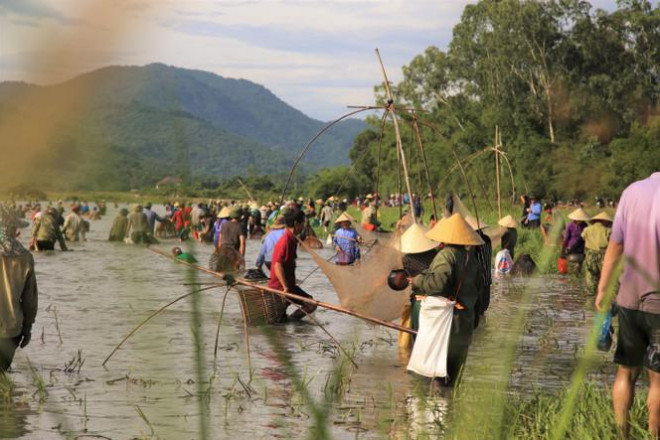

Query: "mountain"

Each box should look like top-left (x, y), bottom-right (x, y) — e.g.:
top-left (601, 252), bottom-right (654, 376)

top-left (0, 63), bottom-right (365, 191)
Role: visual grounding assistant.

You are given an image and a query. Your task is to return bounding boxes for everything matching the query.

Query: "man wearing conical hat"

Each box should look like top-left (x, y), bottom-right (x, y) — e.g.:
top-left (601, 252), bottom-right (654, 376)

top-left (409, 213), bottom-right (483, 384)
top-left (332, 213), bottom-right (361, 265)
top-left (561, 207), bottom-right (589, 271)
top-left (581, 212), bottom-right (612, 295)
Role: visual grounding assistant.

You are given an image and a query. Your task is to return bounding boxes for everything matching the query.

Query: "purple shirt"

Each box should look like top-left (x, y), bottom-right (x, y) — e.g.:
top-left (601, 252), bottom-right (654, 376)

top-left (612, 172), bottom-right (660, 313)
top-left (562, 221), bottom-right (586, 253)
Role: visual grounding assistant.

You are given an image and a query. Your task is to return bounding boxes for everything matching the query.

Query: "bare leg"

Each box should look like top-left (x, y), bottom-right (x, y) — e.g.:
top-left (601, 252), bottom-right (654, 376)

top-left (613, 365), bottom-right (641, 438)
top-left (648, 369), bottom-right (660, 438)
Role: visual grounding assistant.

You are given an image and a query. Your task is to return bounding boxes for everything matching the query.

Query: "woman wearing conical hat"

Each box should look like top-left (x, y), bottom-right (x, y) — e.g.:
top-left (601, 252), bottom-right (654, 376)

top-left (332, 213), bottom-right (361, 265)
top-left (498, 215), bottom-right (519, 259)
top-left (562, 207), bottom-right (589, 271)
top-left (409, 213), bottom-right (484, 385)
top-left (398, 223), bottom-right (439, 350)
top-left (581, 212), bottom-right (613, 295)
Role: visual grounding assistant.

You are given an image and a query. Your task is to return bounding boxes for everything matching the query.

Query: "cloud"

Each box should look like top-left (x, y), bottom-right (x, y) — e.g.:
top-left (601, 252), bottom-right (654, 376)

top-left (0, 0), bottom-right (79, 25)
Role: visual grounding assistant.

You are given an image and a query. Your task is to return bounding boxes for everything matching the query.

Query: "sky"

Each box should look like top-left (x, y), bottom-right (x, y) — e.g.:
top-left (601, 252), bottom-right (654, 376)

top-left (0, 0), bottom-right (643, 121)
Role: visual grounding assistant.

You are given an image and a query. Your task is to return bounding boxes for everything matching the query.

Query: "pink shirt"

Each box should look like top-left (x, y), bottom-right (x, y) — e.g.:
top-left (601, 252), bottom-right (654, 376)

top-left (612, 172), bottom-right (660, 313)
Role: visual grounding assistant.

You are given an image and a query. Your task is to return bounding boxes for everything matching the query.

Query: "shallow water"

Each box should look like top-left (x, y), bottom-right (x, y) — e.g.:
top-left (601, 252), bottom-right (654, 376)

top-left (1, 204), bottom-right (612, 439)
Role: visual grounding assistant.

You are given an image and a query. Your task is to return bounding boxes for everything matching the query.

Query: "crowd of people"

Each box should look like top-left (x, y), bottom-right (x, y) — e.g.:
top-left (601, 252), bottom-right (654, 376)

top-left (0, 173), bottom-right (658, 437)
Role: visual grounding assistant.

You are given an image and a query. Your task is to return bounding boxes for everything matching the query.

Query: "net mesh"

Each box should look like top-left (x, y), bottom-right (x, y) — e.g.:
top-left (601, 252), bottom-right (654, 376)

top-left (302, 233), bottom-right (410, 322)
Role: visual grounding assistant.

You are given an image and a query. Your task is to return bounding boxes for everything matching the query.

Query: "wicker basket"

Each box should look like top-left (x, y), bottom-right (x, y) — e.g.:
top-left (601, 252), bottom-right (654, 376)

top-left (237, 287), bottom-right (288, 325)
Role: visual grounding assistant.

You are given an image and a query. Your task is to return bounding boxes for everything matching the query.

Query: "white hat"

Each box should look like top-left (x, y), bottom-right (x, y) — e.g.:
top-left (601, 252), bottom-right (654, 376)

top-left (497, 215), bottom-right (518, 228)
top-left (400, 223), bottom-right (438, 254)
top-left (426, 213), bottom-right (485, 246)
top-left (568, 208), bottom-right (590, 221)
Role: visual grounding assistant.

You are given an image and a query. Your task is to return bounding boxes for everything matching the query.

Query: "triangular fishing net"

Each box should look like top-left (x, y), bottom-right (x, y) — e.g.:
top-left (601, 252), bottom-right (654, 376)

top-left (302, 234), bottom-right (409, 322)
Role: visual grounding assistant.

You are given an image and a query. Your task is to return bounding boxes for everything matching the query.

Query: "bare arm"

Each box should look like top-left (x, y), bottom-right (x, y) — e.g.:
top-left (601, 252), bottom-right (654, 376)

top-left (239, 235), bottom-right (246, 256)
top-left (595, 239), bottom-right (624, 311)
top-left (273, 261), bottom-right (289, 292)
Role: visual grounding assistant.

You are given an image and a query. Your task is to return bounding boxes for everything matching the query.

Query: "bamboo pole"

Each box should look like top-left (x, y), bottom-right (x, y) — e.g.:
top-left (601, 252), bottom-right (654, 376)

top-left (147, 246), bottom-right (417, 335)
top-left (102, 285), bottom-right (223, 366)
top-left (374, 48), bottom-right (417, 223)
top-left (411, 116), bottom-right (438, 220)
top-left (237, 178), bottom-right (255, 202)
top-left (495, 126), bottom-right (502, 219)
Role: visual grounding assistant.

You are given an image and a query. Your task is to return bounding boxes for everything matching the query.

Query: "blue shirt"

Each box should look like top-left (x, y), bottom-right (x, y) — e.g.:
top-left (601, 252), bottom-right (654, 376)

top-left (527, 201), bottom-right (542, 221)
top-left (213, 218), bottom-right (227, 247)
top-left (333, 228), bottom-right (360, 264)
top-left (256, 228), bottom-right (286, 267)
top-left (144, 209), bottom-right (163, 234)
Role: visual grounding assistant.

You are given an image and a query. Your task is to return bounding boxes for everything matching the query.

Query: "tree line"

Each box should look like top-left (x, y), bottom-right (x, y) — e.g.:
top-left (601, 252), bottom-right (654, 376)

top-left (308, 0), bottom-right (660, 204)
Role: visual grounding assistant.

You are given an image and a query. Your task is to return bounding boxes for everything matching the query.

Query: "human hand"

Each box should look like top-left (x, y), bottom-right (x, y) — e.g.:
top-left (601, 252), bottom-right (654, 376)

top-left (222, 274), bottom-right (236, 286)
top-left (19, 327), bottom-right (31, 348)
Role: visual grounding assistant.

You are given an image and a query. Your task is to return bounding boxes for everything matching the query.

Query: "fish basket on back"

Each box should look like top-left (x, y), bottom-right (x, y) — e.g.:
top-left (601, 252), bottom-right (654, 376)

top-left (237, 287), bottom-right (288, 325)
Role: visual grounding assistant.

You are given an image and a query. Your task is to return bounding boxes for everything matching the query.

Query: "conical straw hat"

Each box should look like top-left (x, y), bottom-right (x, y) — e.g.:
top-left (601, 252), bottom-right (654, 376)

top-left (465, 216), bottom-right (488, 230)
top-left (497, 214), bottom-right (519, 228)
top-left (334, 212), bottom-right (353, 224)
top-left (425, 213), bottom-right (485, 246)
top-left (400, 223), bottom-right (438, 254)
top-left (217, 206), bottom-right (231, 218)
top-left (568, 208), bottom-right (590, 221)
top-left (591, 211), bottom-right (613, 222)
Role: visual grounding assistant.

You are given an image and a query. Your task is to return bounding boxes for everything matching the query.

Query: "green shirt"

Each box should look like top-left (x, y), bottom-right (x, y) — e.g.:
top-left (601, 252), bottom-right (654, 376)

top-left (175, 253), bottom-right (198, 263)
top-left (32, 214), bottom-right (67, 250)
top-left (411, 245), bottom-right (480, 310)
top-left (108, 216), bottom-right (128, 241)
top-left (581, 223), bottom-right (611, 251)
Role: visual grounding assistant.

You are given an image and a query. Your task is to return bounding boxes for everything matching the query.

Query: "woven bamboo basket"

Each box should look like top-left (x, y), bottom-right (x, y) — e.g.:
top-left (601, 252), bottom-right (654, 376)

top-left (237, 287), bottom-right (288, 325)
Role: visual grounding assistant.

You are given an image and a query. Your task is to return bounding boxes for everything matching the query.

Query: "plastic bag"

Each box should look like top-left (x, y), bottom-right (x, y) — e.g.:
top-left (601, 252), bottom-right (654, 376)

top-left (495, 249), bottom-right (513, 277)
top-left (407, 296), bottom-right (455, 378)
top-left (597, 309), bottom-right (614, 351)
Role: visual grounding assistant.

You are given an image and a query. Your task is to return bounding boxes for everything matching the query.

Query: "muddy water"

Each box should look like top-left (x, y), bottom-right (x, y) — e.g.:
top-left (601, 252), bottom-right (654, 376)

top-left (2, 205), bottom-right (612, 439)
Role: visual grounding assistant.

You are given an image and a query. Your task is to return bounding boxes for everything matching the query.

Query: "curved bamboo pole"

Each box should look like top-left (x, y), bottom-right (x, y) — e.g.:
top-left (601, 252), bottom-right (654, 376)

top-left (279, 107), bottom-right (373, 207)
top-left (102, 284), bottom-right (223, 366)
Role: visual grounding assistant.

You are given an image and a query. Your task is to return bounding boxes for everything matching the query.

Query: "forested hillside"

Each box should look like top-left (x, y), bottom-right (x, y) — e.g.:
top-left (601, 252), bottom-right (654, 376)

top-left (0, 64), bottom-right (364, 191)
top-left (311, 0), bottom-right (660, 202)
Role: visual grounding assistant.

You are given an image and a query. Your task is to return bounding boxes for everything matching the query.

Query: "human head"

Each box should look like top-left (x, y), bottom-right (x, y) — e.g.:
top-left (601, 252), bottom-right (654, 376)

top-left (283, 209), bottom-right (306, 233)
top-left (172, 247), bottom-right (183, 257)
top-left (145, 202), bottom-right (152, 210)
top-left (229, 207), bottom-right (242, 220)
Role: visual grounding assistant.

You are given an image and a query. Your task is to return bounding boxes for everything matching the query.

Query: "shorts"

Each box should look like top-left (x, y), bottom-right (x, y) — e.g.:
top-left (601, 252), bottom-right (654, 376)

top-left (287, 286), bottom-right (313, 306)
top-left (614, 306), bottom-right (660, 372)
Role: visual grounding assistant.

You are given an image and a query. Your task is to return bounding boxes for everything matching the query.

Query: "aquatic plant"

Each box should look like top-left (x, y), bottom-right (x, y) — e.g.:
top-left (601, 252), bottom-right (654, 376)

top-left (0, 373), bottom-right (14, 404)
